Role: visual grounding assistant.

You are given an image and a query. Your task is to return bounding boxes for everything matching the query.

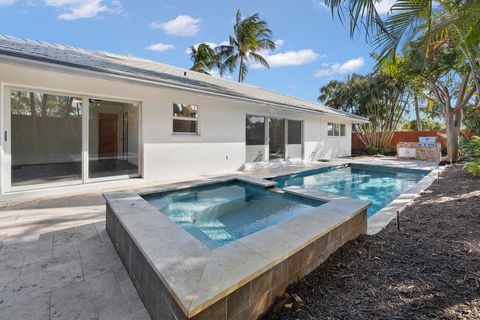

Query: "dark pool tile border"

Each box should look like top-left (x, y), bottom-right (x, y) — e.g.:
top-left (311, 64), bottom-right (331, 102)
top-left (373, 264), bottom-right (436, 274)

top-left (268, 162), bottom-right (431, 184)
top-left (261, 163), bottom-right (344, 180)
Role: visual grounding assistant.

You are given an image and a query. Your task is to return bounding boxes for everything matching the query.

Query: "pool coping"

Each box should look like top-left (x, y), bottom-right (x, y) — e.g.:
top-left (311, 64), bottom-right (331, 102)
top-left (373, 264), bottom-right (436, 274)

top-left (367, 165), bottom-right (446, 234)
top-left (104, 177), bottom-right (370, 318)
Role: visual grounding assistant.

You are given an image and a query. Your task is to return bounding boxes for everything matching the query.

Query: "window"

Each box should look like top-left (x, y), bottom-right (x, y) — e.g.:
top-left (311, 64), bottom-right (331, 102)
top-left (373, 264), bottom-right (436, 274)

top-left (173, 103), bottom-right (198, 134)
top-left (246, 115), bottom-right (265, 145)
top-left (334, 123), bottom-right (340, 136)
top-left (288, 120), bottom-right (302, 144)
top-left (327, 123), bottom-right (334, 136)
top-left (328, 122), bottom-right (346, 136)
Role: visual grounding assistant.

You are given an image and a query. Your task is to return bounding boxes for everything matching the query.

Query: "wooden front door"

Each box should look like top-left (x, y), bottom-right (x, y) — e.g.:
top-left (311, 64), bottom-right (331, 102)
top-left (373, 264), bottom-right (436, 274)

top-left (98, 113), bottom-right (118, 157)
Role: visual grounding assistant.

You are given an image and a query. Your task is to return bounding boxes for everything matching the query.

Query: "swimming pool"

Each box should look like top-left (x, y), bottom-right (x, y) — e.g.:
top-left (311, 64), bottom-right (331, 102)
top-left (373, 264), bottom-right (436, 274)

top-left (144, 181), bottom-right (324, 248)
top-left (272, 164), bottom-right (429, 216)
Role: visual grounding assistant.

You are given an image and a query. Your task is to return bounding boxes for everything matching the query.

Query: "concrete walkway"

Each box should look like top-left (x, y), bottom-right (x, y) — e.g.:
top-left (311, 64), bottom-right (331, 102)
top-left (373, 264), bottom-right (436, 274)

top-left (0, 157), bottom-right (437, 320)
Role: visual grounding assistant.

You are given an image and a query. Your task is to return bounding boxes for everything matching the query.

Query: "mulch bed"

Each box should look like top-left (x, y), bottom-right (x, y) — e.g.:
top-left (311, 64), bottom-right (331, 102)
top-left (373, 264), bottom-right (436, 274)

top-left (262, 164), bottom-right (480, 320)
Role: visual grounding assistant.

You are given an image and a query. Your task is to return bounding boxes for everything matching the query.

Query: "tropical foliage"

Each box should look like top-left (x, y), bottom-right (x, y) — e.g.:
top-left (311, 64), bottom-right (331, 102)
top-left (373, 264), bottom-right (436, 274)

top-left (188, 10), bottom-right (276, 82)
top-left (216, 10), bottom-right (276, 82)
top-left (402, 118), bottom-right (444, 131)
top-left (322, 0), bottom-right (480, 162)
top-left (319, 72), bottom-right (409, 149)
top-left (461, 136), bottom-right (480, 176)
top-left (189, 43), bottom-right (222, 75)
top-left (463, 105), bottom-right (480, 135)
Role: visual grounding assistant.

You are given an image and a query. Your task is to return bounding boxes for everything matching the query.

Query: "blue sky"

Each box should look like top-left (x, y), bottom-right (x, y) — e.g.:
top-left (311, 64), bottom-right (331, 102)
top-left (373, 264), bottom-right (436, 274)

top-left (0, 0), bottom-right (395, 103)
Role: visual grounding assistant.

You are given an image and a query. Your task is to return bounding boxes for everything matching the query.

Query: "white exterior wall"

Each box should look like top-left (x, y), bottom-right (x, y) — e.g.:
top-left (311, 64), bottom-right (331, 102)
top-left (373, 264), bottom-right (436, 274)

top-left (304, 119), bottom-right (352, 161)
top-left (0, 61), bottom-right (353, 187)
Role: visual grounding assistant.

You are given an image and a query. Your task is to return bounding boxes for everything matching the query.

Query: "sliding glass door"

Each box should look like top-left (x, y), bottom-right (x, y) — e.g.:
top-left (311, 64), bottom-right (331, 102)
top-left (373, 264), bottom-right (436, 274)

top-left (10, 90), bottom-right (83, 187)
top-left (269, 118), bottom-right (285, 160)
top-left (246, 115), bottom-right (303, 164)
top-left (4, 88), bottom-right (140, 191)
top-left (89, 99), bottom-right (139, 179)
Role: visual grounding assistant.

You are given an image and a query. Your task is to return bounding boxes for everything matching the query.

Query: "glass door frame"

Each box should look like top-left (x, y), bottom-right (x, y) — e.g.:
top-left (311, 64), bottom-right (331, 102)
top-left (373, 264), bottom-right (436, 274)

top-left (86, 97), bottom-right (142, 184)
top-left (2, 84), bottom-right (142, 193)
top-left (244, 113), bottom-right (304, 164)
top-left (268, 117), bottom-right (286, 161)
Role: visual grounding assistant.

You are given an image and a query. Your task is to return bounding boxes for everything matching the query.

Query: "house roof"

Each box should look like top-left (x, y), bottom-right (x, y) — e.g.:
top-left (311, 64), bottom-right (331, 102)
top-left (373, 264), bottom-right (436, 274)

top-left (0, 35), bottom-right (368, 122)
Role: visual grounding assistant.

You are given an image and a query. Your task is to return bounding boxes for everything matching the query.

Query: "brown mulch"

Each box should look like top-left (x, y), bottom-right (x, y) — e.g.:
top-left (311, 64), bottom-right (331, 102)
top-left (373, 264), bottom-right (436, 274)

top-left (262, 164), bottom-right (480, 320)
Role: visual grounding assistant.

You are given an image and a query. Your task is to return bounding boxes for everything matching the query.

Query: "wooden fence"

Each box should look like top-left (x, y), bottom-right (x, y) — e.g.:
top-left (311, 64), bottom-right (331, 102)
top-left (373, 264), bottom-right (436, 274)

top-left (352, 130), bottom-right (447, 151)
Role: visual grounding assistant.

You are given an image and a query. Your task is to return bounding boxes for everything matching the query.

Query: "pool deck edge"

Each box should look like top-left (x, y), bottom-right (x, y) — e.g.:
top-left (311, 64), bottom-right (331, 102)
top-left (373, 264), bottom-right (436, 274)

top-left (367, 165), bottom-right (446, 235)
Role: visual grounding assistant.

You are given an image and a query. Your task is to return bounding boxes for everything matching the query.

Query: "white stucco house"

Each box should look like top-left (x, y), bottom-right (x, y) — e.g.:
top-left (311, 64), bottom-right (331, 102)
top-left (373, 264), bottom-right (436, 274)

top-left (0, 35), bottom-right (367, 194)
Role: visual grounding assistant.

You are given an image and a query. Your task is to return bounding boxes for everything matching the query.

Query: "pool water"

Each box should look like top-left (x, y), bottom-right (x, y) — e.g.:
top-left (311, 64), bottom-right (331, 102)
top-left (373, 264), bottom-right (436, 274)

top-left (144, 181), bottom-right (323, 249)
top-left (273, 164), bottom-right (429, 216)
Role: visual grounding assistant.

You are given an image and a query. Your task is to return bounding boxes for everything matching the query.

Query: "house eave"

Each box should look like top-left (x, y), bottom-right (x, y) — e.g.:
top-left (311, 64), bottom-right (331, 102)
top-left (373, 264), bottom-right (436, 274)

top-left (0, 53), bottom-right (368, 123)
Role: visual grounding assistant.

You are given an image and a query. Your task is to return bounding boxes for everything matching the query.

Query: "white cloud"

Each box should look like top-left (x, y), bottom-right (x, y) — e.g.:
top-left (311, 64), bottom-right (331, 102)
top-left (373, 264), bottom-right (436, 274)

top-left (312, 0), bottom-right (328, 9)
top-left (0, 0), bottom-right (16, 5)
top-left (145, 42), bottom-right (175, 53)
top-left (184, 41), bottom-right (229, 54)
top-left (150, 15), bottom-right (200, 37)
top-left (251, 49), bottom-right (321, 69)
top-left (274, 39), bottom-right (284, 47)
top-left (315, 57), bottom-right (365, 77)
top-left (375, 0), bottom-right (395, 14)
top-left (44, 0), bottom-right (121, 20)
top-left (210, 69), bottom-right (233, 80)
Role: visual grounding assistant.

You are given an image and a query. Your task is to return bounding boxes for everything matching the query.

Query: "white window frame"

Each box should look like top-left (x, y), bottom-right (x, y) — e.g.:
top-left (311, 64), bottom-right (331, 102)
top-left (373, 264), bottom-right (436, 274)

top-left (327, 122), bottom-right (346, 137)
top-left (172, 102), bottom-right (199, 135)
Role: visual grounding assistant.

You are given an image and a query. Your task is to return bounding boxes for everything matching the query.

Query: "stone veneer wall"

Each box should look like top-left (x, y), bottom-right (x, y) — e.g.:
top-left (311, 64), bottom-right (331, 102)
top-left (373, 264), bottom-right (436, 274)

top-left (415, 145), bottom-right (441, 162)
top-left (397, 142), bottom-right (441, 162)
top-left (107, 203), bottom-right (367, 320)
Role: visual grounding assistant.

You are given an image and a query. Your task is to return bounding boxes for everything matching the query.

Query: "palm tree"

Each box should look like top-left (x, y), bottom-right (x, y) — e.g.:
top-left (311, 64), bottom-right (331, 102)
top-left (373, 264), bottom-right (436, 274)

top-left (323, 0), bottom-right (478, 87)
top-left (323, 0), bottom-right (480, 162)
top-left (216, 10), bottom-right (276, 82)
top-left (189, 43), bottom-right (221, 75)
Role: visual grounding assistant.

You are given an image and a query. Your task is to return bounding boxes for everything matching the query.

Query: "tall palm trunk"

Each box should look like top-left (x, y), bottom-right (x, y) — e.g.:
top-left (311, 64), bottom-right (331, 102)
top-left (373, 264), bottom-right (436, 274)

top-left (238, 56), bottom-right (244, 82)
top-left (414, 94), bottom-right (422, 130)
top-left (445, 109), bottom-right (462, 163)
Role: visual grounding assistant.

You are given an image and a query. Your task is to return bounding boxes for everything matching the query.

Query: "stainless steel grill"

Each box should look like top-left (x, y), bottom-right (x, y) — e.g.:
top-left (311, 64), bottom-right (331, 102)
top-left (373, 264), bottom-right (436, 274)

top-left (417, 137), bottom-right (437, 147)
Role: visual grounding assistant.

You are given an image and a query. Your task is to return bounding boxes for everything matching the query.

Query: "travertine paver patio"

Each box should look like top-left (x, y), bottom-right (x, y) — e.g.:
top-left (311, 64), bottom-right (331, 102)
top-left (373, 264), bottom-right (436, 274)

top-left (0, 157), bottom-right (437, 320)
top-left (0, 193), bottom-right (151, 320)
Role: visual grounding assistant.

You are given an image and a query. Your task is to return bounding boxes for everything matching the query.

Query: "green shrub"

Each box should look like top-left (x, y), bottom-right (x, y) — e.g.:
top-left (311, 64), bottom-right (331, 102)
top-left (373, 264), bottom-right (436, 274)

top-left (379, 146), bottom-right (391, 155)
top-left (462, 136), bottom-right (480, 176)
top-left (365, 145), bottom-right (378, 155)
top-left (461, 136), bottom-right (480, 159)
top-left (466, 159), bottom-right (480, 176)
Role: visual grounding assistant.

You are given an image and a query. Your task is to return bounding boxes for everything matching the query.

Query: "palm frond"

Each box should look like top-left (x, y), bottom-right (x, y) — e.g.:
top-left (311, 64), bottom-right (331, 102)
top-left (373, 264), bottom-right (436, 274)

top-left (249, 52), bottom-right (270, 68)
top-left (322, 0), bottom-right (386, 39)
top-left (374, 0), bottom-right (432, 68)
